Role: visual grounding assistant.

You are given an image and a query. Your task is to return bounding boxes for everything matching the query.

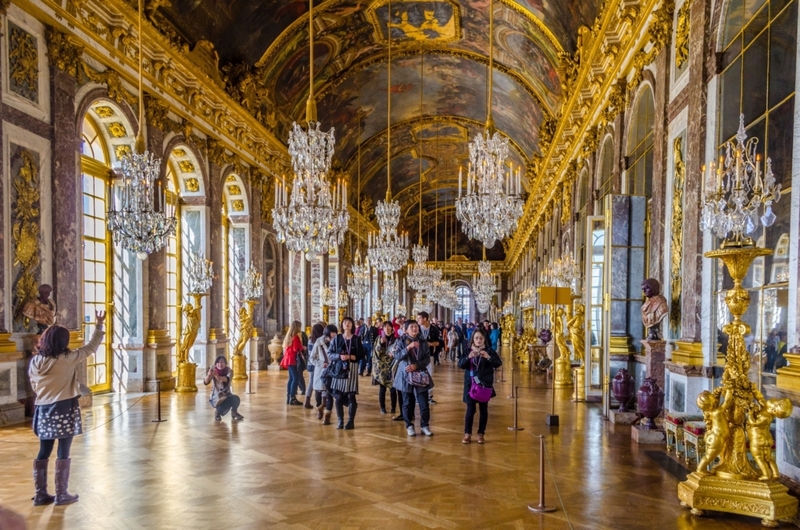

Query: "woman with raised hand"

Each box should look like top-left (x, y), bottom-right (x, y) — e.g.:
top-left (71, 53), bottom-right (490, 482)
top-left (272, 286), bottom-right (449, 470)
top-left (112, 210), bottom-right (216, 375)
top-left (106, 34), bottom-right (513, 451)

top-left (28, 310), bottom-right (105, 506)
top-left (327, 317), bottom-right (365, 429)
top-left (311, 323), bottom-right (338, 425)
top-left (372, 320), bottom-right (398, 416)
top-left (393, 319), bottom-right (434, 437)
top-left (458, 328), bottom-right (502, 444)
top-left (280, 320), bottom-right (304, 405)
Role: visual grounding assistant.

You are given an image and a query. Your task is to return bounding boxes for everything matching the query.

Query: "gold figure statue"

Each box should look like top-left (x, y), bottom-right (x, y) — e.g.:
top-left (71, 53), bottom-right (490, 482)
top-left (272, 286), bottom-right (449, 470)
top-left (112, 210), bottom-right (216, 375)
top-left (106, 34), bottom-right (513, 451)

top-left (232, 302), bottom-right (255, 358)
top-left (501, 312), bottom-right (515, 347)
top-left (567, 303), bottom-right (585, 362)
top-left (553, 307), bottom-right (573, 387)
top-left (696, 388), bottom-right (734, 474)
top-left (747, 398), bottom-right (792, 481)
top-left (177, 294), bottom-right (203, 364)
top-left (678, 246), bottom-right (798, 527)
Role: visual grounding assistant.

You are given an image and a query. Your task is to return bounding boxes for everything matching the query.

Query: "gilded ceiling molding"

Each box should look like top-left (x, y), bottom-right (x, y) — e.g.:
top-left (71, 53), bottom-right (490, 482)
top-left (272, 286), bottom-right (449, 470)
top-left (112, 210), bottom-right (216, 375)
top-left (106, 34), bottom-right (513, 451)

top-left (255, 0), bottom-right (563, 70)
top-left (46, 28), bottom-right (84, 78)
top-left (309, 47), bottom-right (554, 122)
top-left (429, 260), bottom-right (510, 275)
top-left (18, 0), bottom-right (289, 177)
top-left (344, 115), bottom-right (529, 173)
top-left (505, 0), bottom-right (670, 271)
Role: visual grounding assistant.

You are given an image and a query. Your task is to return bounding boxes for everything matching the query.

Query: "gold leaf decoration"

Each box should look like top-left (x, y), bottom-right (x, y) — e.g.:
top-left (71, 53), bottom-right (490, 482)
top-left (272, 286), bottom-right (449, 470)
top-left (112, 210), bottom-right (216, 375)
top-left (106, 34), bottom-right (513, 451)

top-left (178, 160), bottom-right (195, 173)
top-left (669, 136), bottom-right (685, 337)
top-left (8, 23), bottom-right (39, 103)
top-left (46, 28), bottom-right (84, 78)
top-left (94, 105), bottom-right (115, 118)
top-left (186, 178), bottom-right (200, 192)
top-left (228, 185), bottom-right (242, 195)
top-left (172, 148), bottom-right (187, 157)
top-left (232, 199), bottom-right (245, 211)
top-left (675, 0), bottom-right (691, 69)
top-left (226, 175), bottom-right (237, 182)
top-left (107, 122), bottom-right (127, 138)
top-left (11, 148), bottom-right (41, 329)
top-left (114, 145), bottom-right (132, 159)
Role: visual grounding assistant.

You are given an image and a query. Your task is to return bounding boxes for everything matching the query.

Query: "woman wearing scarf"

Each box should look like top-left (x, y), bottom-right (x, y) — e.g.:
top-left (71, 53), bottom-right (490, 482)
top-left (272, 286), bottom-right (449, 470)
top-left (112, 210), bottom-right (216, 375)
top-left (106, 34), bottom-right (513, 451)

top-left (372, 320), bottom-right (398, 416)
top-left (310, 324), bottom-right (338, 425)
top-left (204, 356), bottom-right (244, 422)
top-left (393, 320), bottom-right (434, 437)
top-left (458, 328), bottom-right (502, 444)
top-left (327, 317), bottom-right (365, 429)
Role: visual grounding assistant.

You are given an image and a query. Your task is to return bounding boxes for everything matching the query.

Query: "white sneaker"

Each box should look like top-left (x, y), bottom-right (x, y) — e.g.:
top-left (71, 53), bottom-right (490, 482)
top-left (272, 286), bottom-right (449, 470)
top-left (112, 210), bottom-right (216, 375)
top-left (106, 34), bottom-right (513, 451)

top-left (406, 426), bottom-right (416, 437)
top-left (421, 426), bottom-right (434, 436)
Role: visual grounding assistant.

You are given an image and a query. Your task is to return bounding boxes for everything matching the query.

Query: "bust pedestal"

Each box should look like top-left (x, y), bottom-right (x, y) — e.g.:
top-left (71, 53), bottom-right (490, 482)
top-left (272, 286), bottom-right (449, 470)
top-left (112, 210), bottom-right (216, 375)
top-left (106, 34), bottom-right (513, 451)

top-left (640, 339), bottom-right (666, 391)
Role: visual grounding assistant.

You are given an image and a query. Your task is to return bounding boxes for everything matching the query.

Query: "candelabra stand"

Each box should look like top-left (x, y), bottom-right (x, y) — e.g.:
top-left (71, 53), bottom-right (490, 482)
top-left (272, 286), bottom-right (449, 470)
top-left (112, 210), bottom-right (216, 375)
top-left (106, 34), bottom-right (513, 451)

top-left (175, 292), bottom-right (205, 393)
top-left (232, 299), bottom-right (257, 381)
top-left (514, 308), bottom-right (535, 364)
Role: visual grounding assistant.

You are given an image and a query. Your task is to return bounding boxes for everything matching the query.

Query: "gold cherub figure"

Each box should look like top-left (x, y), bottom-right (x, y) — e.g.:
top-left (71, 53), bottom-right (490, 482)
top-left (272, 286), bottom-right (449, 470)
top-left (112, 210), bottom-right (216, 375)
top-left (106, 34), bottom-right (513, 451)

top-left (747, 398), bottom-right (792, 481)
top-left (696, 388), bottom-right (734, 474)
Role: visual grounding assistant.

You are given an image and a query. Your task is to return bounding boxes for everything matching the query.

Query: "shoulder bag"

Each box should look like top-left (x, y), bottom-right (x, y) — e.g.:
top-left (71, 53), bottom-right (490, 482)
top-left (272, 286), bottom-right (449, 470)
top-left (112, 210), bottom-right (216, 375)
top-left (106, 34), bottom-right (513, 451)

top-left (406, 346), bottom-right (431, 388)
top-left (468, 357), bottom-right (493, 402)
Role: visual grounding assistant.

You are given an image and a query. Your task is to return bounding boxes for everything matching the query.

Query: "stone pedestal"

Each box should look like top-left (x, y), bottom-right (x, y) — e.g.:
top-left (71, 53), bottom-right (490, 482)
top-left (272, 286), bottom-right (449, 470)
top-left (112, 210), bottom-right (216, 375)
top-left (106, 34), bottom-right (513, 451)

top-left (145, 330), bottom-right (176, 391)
top-left (631, 424), bottom-right (666, 444)
top-left (572, 366), bottom-right (585, 401)
top-left (639, 339), bottom-right (666, 390)
top-left (250, 328), bottom-right (267, 371)
top-left (0, 333), bottom-right (25, 425)
top-left (610, 411), bottom-right (639, 425)
top-left (175, 362), bottom-right (198, 393)
top-left (208, 329), bottom-right (229, 371)
top-left (232, 354), bottom-right (247, 380)
top-left (553, 357), bottom-right (573, 388)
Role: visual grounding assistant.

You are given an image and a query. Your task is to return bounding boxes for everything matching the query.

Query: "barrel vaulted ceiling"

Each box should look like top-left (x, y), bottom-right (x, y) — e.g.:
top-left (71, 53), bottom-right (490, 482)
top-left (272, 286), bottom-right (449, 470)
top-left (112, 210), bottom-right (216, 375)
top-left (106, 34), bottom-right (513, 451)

top-left (156, 0), bottom-right (600, 260)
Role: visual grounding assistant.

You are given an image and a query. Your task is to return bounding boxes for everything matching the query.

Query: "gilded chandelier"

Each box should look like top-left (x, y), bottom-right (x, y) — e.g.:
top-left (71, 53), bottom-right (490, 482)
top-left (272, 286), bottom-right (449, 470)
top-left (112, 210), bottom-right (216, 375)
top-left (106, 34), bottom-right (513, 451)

top-left (107, 0), bottom-right (176, 260)
top-left (272, 0), bottom-right (348, 260)
top-left (700, 114), bottom-right (780, 247)
top-left (455, 0), bottom-right (523, 249)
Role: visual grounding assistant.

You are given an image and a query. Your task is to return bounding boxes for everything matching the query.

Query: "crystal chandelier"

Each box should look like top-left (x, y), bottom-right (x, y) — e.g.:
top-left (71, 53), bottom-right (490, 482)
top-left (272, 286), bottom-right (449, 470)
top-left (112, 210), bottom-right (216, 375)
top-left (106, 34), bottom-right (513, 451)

top-left (551, 251), bottom-right (581, 291)
top-left (408, 244), bottom-right (435, 292)
top-left (242, 262), bottom-right (264, 300)
top-left (395, 303), bottom-right (407, 317)
top-left (367, 4), bottom-right (408, 272)
top-left (372, 297), bottom-right (383, 316)
top-left (382, 272), bottom-right (398, 307)
top-left (272, 0), bottom-right (348, 260)
top-left (520, 287), bottom-right (537, 309)
top-left (455, 0), bottom-right (523, 249)
top-left (107, 0), bottom-right (176, 260)
top-left (700, 114), bottom-right (781, 247)
top-left (336, 289), bottom-right (349, 309)
top-left (347, 112), bottom-right (371, 301)
top-left (502, 299), bottom-right (514, 316)
top-left (186, 252), bottom-right (213, 295)
top-left (321, 284), bottom-right (335, 307)
top-left (412, 293), bottom-right (433, 315)
top-left (474, 257), bottom-right (495, 314)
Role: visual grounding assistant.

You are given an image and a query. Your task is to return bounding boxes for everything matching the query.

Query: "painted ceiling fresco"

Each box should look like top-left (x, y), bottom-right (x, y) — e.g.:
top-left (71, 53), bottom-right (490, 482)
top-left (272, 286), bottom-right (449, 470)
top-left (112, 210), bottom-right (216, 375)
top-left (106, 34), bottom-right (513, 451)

top-left (155, 0), bottom-right (601, 260)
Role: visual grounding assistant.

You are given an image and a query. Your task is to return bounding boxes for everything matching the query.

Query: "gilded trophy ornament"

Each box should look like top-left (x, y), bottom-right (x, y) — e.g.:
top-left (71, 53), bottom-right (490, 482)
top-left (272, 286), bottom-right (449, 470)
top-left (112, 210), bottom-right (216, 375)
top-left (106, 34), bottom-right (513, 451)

top-left (11, 149), bottom-right (41, 329)
top-left (669, 137), bottom-right (685, 336)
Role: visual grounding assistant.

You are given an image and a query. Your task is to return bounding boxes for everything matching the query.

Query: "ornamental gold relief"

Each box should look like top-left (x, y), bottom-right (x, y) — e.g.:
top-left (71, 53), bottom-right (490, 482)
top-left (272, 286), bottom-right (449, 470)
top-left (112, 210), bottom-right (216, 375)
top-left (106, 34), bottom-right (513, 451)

top-left (675, 0), bottom-right (691, 69)
top-left (669, 136), bottom-right (685, 337)
top-left (8, 23), bottom-right (39, 103)
top-left (11, 147), bottom-right (41, 330)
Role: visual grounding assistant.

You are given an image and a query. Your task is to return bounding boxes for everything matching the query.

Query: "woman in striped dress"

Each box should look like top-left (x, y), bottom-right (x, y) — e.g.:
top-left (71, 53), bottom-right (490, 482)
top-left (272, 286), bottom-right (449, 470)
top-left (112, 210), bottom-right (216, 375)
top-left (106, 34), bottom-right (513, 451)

top-left (327, 316), bottom-right (365, 429)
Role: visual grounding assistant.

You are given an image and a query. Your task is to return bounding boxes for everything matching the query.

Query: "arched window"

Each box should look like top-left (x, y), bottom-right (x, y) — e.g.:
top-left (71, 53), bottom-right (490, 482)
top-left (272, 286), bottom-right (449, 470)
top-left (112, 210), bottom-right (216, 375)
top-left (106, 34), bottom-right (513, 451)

top-left (165, 161), bottom-right (181, 373)
top-left (626, 86), bottom-right (654, 197)
top-left (455, 285), bottom-right (471, 322)
top-left (222, 174), bottom-right (249, 338)
top-left (597, 137), bottom-right (614, 202)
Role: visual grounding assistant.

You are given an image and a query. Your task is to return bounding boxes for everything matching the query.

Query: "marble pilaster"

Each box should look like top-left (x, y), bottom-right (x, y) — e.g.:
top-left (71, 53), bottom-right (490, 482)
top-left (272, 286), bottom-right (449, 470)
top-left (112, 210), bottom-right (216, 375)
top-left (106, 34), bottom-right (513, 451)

top-left (146, 124), bottom-right (168, 332)
top-left (50, 68), bottom-right (80, 329)
top-left (649, 49), bottom-right (669, 283)
top-left (208, 163), bottom-right (224, 331)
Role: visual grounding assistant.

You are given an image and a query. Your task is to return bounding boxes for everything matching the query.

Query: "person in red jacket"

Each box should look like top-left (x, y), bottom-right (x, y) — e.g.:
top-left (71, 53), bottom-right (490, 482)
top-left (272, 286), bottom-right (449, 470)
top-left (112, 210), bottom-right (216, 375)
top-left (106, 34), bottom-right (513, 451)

top-left (280, 320), bottom-right (305, 405)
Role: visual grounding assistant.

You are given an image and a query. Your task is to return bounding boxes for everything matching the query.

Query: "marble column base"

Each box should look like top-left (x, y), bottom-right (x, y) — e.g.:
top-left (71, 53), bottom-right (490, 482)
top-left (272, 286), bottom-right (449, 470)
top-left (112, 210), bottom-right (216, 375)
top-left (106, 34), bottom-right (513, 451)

top-left (146, 330), bottom-right (176, 391)
top-left (610, 411), bottom-right (639, 425)
top-left (632, 424), bottom-right (666, 444)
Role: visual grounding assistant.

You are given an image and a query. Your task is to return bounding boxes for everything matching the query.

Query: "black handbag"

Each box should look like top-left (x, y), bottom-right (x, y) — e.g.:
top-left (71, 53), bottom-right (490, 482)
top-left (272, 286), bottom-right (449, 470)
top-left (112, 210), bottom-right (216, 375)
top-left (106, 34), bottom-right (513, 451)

top-left (326, 358), bottom-right (349, 380)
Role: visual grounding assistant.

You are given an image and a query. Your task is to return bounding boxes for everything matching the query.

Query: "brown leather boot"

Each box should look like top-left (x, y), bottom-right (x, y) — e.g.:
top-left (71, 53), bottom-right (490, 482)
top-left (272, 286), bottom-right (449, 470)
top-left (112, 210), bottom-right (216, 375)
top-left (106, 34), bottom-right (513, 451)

top-left (303, 394), bottom-right (313, 409)
top-left (462, 434), bottom-right (471, 444)
top-left (54, 458), bottom-right (79, 505)
top-left (316, 404), bottom-right (324, 420)
top-left (32, 459), bottom-right (54, 506)
top-left (322, 410), bottom-right (331, 425)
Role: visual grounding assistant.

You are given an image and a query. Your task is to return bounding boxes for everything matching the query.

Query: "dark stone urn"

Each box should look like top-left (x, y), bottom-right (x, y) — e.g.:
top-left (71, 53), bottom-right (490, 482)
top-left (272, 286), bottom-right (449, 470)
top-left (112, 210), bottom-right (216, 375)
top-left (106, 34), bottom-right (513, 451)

top-left (637, 377), bottom-right (665, 429)
top-left (611, 368), bottom-right (635, 412)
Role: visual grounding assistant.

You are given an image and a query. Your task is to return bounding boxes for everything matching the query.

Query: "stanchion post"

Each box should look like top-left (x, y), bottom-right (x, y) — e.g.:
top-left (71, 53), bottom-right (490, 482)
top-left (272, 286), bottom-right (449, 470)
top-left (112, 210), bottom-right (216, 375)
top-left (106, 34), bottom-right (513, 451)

top-left (508, 387), bottom-right (524, 431)
top-left (246, 349), bottom-right (255, 395)
top-left (151, 379), bottom-right (167, 423)
top-left (528, 435), bottom-right (556, 513)
top-left (507, 362), bottom-right (516, 398)
top-left (545, 371), bottom-right (559, 426)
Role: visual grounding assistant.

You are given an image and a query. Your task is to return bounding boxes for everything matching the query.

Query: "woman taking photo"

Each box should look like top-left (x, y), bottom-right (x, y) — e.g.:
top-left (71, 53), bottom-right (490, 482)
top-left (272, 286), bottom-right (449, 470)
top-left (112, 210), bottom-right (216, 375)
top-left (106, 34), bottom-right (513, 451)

top-left (204, 356), bottom-right (244, 422)
top-left (280, 320), bottom-right (305, 405)
top-left (393, 320), bottom-right (434, 437)
top-left (28, 310), bottom-right (105, 506)
top-left (372, 320), bottom-right (398, 415)
top-left (458, 328), bottom-right (502, 444)
top-left (310, 324), bottom-right (338, 425)
top-left (327, 317), bottom-right (365, 429)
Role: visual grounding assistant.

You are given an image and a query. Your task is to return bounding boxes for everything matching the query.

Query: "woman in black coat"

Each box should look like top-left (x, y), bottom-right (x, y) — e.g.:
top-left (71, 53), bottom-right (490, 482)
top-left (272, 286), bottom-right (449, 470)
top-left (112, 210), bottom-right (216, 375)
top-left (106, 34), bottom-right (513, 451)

top-left (458, 328), bottom-right (502, 444)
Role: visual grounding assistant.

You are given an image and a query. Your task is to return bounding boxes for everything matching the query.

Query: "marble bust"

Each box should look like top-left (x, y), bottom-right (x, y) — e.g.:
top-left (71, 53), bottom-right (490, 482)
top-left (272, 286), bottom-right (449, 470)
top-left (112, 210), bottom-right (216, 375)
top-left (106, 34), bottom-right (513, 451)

top-left (641, 278), bottom-right (668, 341)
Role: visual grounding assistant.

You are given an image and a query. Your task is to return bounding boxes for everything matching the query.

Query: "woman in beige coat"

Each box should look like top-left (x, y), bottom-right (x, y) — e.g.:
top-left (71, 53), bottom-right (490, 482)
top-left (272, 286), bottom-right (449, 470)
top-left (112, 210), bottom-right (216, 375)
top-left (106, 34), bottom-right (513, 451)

top-left (28, 310), bottom-right (105, 506)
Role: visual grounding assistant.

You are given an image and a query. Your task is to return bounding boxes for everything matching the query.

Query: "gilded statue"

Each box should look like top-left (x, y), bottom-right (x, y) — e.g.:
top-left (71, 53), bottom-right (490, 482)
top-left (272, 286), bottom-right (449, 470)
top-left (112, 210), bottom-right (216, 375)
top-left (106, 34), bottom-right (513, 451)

top-left (264, 268), bottom-right (276, 319)
top-left (177, 295), bottom-right (203, 364)
top-left (553, 307), bottom-right (568, 360)
top-left (747, 398), bottom-right (792, 480)
top-left (232, 303), bottom-right (255, 357)
top-left (641, 278), bottom-right (668, 340)
top-left (696, 388), bottom-right (734, 474)
top-left (22, 284), bottom-right (57, 334)
top-left (567, 303), bottom-right (585, 362)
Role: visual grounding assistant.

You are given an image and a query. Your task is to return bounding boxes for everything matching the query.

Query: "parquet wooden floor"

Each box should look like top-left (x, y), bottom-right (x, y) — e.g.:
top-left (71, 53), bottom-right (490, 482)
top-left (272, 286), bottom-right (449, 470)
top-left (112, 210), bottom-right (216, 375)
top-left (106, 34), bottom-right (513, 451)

top-left (0, 350), bottom-right (784, 529)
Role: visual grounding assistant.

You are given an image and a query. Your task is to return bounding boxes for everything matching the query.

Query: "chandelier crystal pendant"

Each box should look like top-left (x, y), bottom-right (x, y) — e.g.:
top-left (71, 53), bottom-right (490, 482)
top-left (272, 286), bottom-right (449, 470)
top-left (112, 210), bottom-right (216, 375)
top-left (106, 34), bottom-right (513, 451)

top-left (473, 250), bottom-right (495, 314)
top-left (455, 0), bottom-right (523, 249)
top-left (367, 0), bottom-right (409, 272)
top-left (700, 114), bottom-right (781, 247)
top-left (382, 272), bottom-right (398, 307)
top-left (272, 0), bottom-right (349, 261)
top-left (107, 0), bottom-right (176, 260)
top-left (346, 114), bottom-right (371, 301)
top-left (551, 251), bottom-right (581, 291)
top-left (242, 262), bottom-right (265, 301)
top-left (186, 252), bottom-right (214, 295)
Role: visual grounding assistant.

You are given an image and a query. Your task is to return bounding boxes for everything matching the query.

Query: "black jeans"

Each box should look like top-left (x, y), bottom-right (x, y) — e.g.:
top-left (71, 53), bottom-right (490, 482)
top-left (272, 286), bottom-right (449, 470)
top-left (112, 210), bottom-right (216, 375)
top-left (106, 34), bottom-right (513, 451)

top-left (37, 437), bottom-right (73, 460)
top-left (379, 385), bottom-right (398, 412)
top-left (402, 389), bottom-right (430, 428)
top-left (464, 400), bottom-right (489, 434)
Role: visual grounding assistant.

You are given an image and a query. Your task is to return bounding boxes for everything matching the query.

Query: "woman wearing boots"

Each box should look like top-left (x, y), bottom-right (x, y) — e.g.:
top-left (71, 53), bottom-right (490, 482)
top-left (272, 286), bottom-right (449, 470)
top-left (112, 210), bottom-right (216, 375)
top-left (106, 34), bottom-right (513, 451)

top-left (393, 320), bottom-right (434, 437)
top-left (311, 324), bottom-right (337, 424)
top-left (280, 320), bottom-right (304, 405)
top-left (458, 328), bottom-right (502, 444)
top-left (327, 317), bottom-right (365, 429)
top-left (28, 310), bottom-right (105, 506)
top-left (204, 356), bottom-right (244, 422)
top-left (372, 320), bottom-right (398, 415)
top-left (304, 323), bottom-right (326, 409)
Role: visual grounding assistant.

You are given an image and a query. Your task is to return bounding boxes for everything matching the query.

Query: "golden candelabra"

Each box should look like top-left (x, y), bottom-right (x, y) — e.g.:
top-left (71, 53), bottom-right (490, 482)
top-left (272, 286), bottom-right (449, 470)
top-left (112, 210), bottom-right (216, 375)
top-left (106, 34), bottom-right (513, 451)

top-left (514, 307), bottom-right (535, 364)
top-left (678, 246), bottom-right (797, 527)
top-left (501, 311), bottom-right (515, 347)
top-left (232, 299), bottom-right (257, 380)
top-left (175, 293), bottom-right (205, 393)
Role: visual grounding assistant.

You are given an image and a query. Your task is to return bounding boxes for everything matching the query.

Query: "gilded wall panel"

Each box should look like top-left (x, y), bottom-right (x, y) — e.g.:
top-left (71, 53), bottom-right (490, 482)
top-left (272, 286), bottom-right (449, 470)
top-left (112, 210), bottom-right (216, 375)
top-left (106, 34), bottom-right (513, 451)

top-left (8, 22), bottom-right (39, 104)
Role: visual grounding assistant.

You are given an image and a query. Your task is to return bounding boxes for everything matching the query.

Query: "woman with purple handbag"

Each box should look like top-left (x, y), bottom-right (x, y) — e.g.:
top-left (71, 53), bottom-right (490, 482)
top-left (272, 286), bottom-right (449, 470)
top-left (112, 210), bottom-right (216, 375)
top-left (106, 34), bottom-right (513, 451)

top-left (458, 328), bottom-right (502, 444)
top-left (393, 320), bottom-right (434, 437)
